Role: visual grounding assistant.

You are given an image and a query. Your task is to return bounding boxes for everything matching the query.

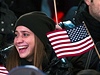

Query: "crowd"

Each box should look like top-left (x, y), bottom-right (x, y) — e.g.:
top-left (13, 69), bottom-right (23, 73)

top-left (0, 0), bottom-right (100, 75)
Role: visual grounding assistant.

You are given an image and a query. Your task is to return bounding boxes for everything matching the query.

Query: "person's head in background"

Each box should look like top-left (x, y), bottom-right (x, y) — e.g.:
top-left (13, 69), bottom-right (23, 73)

top-left (6, 11), bottom-right (55, 71)
top-left (84, 0), bottom-right (100, 21)
top-left (8, 65), bottom-right (46, 75)
top-left (77, 69), bottom-right (100, 75)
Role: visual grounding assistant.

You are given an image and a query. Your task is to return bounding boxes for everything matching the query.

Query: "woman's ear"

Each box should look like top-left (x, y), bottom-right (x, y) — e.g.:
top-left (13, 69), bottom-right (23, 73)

top-left (84, 0), bottom-right (91, 5)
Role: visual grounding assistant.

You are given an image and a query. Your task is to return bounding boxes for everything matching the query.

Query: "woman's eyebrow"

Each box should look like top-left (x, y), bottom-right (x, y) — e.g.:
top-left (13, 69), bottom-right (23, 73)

top-left (15, 30), bottom-right (29, 33)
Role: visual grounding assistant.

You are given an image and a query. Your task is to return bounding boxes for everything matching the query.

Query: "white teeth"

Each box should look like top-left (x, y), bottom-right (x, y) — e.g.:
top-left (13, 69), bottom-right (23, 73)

top-left (18, 46), bottom-right (26, 49)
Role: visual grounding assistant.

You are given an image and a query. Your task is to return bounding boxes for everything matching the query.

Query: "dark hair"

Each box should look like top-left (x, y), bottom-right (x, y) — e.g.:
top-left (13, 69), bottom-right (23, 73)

top-left (77, 69), bottom-right (100, 75)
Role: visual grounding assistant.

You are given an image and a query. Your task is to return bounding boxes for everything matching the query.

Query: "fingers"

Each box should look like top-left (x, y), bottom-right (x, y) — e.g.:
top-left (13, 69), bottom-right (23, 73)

top-left (56, 25), bottom-right (62, 30)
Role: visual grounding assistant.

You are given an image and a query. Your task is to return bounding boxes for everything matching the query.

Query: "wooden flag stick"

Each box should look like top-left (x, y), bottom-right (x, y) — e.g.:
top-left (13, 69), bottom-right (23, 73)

top-left (94, 44), bottom-right (100, 59)
top-left (53, 0), bottom-right (58, 25)
top-left (83, 21), bottom-right (100, 59)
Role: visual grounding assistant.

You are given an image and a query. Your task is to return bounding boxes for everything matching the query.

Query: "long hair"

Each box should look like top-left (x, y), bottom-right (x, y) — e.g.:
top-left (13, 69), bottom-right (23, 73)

top-left (33, 35), bottom-right (49, 70)
top-left (6, 35), bottom-right (49, 71)
top-left (6, 46), bottom-right (19, 71)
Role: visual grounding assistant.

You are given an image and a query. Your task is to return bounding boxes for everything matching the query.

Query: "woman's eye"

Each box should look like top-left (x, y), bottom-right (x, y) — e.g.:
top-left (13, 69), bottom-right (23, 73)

top-left (14, 34), bottom-right (17, 37)
top-left (23, 33), bottom-right (29, 37)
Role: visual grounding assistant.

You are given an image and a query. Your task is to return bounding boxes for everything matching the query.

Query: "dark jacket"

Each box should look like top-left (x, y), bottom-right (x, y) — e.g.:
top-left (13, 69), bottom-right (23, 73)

top-left (20, 44), bottom-right (73, 75)
top-left (0, 1), bottom-right (17, 64)
top-left (59, 1), bottom-right (100, 74)
top-left (20, 57), bottom-right (73, 75)
top-left (0, 1), bottom-right (17, 48)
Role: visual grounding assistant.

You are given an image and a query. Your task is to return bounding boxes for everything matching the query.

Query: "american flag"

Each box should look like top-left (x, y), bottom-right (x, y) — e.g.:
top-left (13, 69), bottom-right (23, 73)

top-left (46, 25), bottom-right (94, 58)
top-left (0, 65), bottom-right (8, 75)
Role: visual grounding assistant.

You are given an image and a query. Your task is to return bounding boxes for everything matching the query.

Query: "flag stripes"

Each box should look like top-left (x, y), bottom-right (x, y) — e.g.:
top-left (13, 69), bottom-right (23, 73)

top-left (0, 66), bottom-right (8, 75)
top-left (47, 25), bottom-right (94, 58)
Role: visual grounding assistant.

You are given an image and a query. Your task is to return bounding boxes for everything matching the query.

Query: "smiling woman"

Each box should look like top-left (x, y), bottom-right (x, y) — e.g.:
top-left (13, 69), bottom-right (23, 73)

top-left (14, 26), bottom-right (36, 61)
top-left (6, 11), bottom-right (55, 71)
top-left (5, 11), bottom-right (73, 75)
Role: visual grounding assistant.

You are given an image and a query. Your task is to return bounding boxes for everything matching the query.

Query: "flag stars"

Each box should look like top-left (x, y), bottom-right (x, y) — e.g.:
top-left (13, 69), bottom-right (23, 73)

top-left (46, 24), bottom-right (94, 58)
top-left (66, 25), bottom-right (89, 42)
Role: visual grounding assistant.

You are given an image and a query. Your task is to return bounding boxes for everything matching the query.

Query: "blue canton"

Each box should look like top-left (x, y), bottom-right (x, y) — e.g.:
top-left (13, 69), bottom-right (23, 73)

top-left (66, 25), bottom-right (89, 42)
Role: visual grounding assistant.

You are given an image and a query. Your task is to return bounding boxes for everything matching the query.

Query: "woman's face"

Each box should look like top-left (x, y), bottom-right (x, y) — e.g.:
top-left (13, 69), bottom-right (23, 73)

top-left (14, 26), bottom-right (35, 61)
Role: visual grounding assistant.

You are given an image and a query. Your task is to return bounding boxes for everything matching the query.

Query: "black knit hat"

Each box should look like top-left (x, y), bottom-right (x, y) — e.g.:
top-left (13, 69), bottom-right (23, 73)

top-left (15, 11), bottom-right (55, 46)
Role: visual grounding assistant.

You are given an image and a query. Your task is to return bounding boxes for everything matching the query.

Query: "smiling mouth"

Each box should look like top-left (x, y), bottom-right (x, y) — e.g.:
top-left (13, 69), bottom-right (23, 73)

top-left (18, 46), bottom-right (28, 53)
top-left (18, 46), bottom-right (27, 49)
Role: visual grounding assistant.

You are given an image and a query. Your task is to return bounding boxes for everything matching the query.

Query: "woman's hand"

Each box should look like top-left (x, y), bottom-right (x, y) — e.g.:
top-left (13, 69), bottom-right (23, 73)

top-left (56, 25), bottom-right (62, 30)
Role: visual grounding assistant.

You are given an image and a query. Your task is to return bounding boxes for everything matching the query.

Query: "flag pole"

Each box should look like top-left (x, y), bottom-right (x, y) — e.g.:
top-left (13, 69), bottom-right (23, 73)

top-left (83, 21), bottom-right (100, 59)
top-left (53, 0), bottom-right (58, 25)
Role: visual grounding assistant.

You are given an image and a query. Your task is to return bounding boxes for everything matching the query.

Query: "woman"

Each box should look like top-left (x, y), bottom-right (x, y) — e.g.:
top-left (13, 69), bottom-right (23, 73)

top-left (5, 11), bottom-right (73, 75)
top-left (6, 11), bottom-right (55, 70)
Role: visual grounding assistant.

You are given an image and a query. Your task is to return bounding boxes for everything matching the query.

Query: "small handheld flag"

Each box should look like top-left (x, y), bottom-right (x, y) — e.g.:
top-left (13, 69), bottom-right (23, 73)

top-left (47, 24), bottom-right (94, 58)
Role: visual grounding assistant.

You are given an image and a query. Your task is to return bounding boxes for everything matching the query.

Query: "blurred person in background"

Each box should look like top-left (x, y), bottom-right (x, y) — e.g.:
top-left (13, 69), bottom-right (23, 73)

top-left (58, 0), bottom-right (100, 74)
top-left (76, 69), bottom-right (100, 75)
top-left (0, 0), bottom-right (17, 67)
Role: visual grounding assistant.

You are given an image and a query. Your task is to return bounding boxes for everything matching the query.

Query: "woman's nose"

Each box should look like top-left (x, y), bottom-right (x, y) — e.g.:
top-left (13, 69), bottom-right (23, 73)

top-left (15, 36), bottom-right (24, 44)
